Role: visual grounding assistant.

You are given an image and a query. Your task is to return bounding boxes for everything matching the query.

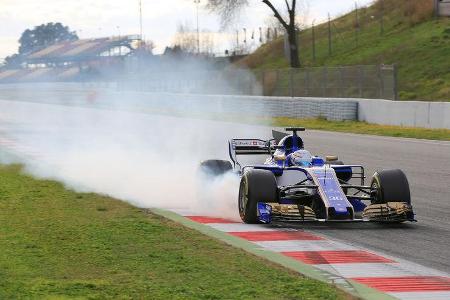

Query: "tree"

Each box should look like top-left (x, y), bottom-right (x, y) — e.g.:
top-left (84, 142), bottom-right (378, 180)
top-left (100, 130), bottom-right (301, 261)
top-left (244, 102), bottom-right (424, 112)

top-left (207, 0), bottom-right (302, 68)
top-left (18, 22), bottom-right (78, 55)
top-left (173, 22), bottom-right (198, 54)
top-left (4, 54), bottom-right (22, 67)
top-left (173, 22), bottom-right (216, 56)
top-left (4, 22), bottom-right (78, 67)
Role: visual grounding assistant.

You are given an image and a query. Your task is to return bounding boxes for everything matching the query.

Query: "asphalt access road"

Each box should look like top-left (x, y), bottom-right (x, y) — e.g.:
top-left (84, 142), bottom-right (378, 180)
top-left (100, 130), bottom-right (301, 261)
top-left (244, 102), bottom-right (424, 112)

top-left (286, 130), bottom-right (450, 274)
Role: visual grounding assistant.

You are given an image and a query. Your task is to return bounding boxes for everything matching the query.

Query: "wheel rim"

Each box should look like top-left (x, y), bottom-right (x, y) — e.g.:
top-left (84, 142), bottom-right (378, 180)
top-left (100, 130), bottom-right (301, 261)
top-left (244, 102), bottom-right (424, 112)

top-left (371, 180), bottom-right (382, 204)
top-left (238, 177), bottom-right (249, 218)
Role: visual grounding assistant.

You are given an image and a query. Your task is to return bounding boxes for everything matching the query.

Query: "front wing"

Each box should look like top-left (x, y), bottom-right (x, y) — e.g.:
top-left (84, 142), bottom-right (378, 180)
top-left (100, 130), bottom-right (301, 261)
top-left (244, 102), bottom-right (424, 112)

top-left (257, 202), bottom-right (415, 223)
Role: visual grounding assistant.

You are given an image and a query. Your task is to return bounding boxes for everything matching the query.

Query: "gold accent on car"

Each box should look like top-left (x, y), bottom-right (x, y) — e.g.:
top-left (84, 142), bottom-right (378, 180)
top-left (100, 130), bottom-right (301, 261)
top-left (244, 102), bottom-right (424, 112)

top-left (363, 202), bottom-right (412, 220)
top-left (266, 203), bottom-right (317, 221)
top-left (325, 155), bottom-right (338, 161)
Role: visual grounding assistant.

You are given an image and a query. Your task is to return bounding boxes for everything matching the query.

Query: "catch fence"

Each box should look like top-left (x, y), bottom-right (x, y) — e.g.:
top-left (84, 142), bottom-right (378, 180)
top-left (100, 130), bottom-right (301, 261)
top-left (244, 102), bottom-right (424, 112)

top-left (257, 65), bottom-right (397, 100)
top-left (119, 64), bottom-right (397, 100)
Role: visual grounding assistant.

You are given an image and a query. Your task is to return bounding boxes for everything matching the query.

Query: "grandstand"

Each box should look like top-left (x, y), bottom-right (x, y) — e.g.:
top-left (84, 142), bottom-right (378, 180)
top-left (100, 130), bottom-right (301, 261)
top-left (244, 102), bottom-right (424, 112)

top-left (0, 35), bottom-right (142, 83)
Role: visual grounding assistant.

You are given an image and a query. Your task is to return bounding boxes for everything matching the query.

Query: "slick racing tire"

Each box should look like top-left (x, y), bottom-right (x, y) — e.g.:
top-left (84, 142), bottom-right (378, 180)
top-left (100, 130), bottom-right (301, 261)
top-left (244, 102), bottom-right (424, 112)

top-left (199, 160), bottom-right (232, 177)
top-left (370, 169), bottom-right (411, 204)
top-left (238, 169), bottom-right (277, 224)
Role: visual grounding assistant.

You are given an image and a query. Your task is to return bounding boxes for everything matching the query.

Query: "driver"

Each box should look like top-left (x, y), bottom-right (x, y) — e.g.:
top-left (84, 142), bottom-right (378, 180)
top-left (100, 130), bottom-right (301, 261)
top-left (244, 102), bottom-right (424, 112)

top-left (288, 149), bottom-right (313, 167)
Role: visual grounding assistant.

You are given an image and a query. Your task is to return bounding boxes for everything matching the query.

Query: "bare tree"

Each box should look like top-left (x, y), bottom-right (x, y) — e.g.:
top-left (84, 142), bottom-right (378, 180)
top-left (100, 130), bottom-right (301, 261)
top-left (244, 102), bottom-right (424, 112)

top-left (207, 0), bottom-right (302, 67)
top-left (200, 30), bottom-right (216, 56)
top-left (173, 22), bottom-right (198, 53)
top-left (173, 22), bottom-right (216, 56)
top-left (141, 40), bottom-right (156, 54)
top-left (265, 1), bottom-right (310, 32)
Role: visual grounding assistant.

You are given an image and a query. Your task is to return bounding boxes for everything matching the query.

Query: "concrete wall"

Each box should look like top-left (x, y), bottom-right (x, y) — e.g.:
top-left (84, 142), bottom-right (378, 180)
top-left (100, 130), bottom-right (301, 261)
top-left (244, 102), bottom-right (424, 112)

top-left (140, 93), bottom-right (358, 121)
top-left (140, 93), bottom-right (450, 129)
top-left (357, 99), bottom-right (450, 129)
top-left (0, 82), bottom-right (447, 129)
top-left (139, 94), bottom-right (450, 129)
top-left (437, 0), bottom-right (450, 16)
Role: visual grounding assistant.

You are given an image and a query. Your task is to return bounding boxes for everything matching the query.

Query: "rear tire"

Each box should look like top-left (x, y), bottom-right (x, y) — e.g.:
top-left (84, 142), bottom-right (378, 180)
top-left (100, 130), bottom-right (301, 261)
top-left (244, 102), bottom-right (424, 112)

top-left (199, 160), bottom-right (232, 177)
top-left (371, 169), bottom-right (411, 204)
top-left (238, 169), bottom-right (277, 224)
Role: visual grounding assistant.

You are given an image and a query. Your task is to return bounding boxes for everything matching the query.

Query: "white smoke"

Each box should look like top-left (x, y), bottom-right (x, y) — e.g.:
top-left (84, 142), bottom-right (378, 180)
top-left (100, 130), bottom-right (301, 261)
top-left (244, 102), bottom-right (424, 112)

top-left (0, 69), bottom-right (267, 221)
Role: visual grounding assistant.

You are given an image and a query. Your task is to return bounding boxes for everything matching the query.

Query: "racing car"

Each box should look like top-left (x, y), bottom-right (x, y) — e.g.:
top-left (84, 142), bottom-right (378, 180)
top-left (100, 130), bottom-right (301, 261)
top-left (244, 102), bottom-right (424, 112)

top-left (200, 127), bottom-right (415, 224)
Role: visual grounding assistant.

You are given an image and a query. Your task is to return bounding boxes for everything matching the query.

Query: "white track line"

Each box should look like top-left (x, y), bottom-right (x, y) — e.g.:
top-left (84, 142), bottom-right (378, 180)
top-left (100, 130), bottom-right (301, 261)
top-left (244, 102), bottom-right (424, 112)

top-left (206, 223), bottom-right (277, 232)
top-left (389, 291), bottom-right (450, 300)
top-left (316, 262), bottom-right (447, 278)
top-left (255, 240), bottom-right (358, 252)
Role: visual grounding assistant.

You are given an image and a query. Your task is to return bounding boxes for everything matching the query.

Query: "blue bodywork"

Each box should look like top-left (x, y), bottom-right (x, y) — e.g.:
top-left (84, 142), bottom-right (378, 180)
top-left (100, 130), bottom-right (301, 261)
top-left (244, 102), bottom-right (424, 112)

top-left (312, 168), bottom-right (353, 218)
top-left (229, 127), bottom-right (414, 223)
top-left (257, 202), bottom-right (272, 223)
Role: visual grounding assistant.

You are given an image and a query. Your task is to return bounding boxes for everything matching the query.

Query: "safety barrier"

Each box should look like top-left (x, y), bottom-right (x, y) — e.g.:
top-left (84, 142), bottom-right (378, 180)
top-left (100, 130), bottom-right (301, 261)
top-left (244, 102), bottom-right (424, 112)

top-left (139, 93), bottom-right (358, 121)
top-left (138, 93), bottom-right (450, 129)
top-left (0, 83), bottom-right (448, 129)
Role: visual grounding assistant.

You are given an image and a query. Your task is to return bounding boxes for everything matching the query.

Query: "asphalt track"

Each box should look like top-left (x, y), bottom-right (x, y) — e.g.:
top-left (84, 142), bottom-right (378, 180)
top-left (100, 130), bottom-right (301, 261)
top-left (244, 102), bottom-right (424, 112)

top-left (286, 131), bottom-right (450, 274)
top-left (0, 89), bottom-right (449, 275)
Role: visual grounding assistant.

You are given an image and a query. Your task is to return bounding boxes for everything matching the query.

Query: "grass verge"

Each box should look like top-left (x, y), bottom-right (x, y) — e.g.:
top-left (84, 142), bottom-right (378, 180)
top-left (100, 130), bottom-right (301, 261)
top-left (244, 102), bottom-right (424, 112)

top-left (142, 107), bottom-right (450, 142)
top-left (267, 117), bottom-right (450, 141)
top-left (0, 164), bottom-right (349, 299)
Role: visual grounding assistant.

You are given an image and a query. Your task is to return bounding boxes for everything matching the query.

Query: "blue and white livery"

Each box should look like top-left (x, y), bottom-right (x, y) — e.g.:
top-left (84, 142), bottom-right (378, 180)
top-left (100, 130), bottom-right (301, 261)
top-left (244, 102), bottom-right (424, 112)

top-left (201, 127), bottom-right (415, 224)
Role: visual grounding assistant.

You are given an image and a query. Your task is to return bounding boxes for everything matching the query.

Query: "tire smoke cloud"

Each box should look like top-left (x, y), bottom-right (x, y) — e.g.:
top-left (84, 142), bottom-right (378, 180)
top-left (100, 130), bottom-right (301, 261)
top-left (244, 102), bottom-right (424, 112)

top-left (0, 61), bottom-right (266, 220)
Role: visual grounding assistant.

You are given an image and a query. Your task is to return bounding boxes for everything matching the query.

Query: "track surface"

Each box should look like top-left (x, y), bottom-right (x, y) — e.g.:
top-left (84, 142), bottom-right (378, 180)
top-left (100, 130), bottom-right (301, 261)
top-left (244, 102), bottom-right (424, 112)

top-left (288, 131), bottom-right (450, 274)
top-left (0, 88), bottom-right (449, 275)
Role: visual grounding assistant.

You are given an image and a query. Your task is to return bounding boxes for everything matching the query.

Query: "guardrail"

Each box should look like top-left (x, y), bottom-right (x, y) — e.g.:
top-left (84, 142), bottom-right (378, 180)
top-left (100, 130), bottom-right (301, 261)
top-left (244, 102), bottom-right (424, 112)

top-left (0, 83), bottom-right (448, 129)
top-left (134, 92), bottom-right (450, 129)
top-left (135, 93), bottom-right (358, 122)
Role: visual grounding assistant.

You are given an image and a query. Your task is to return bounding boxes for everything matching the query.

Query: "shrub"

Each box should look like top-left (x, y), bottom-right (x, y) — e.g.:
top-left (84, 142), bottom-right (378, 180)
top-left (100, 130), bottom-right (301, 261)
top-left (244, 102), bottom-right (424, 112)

top-left (373, 0), bottom-right (434, 26)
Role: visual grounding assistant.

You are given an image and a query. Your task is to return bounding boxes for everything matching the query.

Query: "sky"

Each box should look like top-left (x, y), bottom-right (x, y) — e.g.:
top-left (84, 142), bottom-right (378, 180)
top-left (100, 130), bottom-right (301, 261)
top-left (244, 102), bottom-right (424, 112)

top-left (0, 0), bottom-right (374, 60)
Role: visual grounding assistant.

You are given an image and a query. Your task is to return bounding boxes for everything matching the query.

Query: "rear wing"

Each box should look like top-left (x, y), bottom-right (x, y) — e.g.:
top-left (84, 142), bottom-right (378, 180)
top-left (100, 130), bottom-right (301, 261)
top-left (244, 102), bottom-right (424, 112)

top-left (229, 139), bottom-right (276, 169)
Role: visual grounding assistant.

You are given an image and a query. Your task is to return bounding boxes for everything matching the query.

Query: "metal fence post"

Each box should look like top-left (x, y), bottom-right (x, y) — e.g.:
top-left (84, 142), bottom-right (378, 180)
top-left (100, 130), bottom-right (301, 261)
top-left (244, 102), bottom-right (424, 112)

top-left (312, 22), bottom-right (316, 62)
top-left (339, 67), bottom-right (344, 98)
top-left (434, 0), bottom-right (440, 18)
top-left (289, 68), bottom-right (294, 97)
top-left (355, 2), bottom-right (359, 46)
top-left (305, 68), bottom-right (309, 96)
top-left (261, 70), bottom-right (266, 96)
top-left (378, 65), bottom-right (384, 99)
top-left (380, 0), bottom-right (385, 35)
top-left (358, 65), bottom-right (363, 98)
top-left (276, 69), bottom-right (280, 96)
top-left (393, 64), bottom-right (398, 100)
top-left (328, 13), bottom-right (332, 56)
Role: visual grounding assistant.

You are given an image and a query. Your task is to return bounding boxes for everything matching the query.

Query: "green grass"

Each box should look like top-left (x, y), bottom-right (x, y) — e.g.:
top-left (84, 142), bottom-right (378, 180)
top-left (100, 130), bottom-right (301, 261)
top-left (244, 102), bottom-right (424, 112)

top-left (135, 107), bottom-right (450, 141)
top-left (267, 117), bottom-right (450, 141)
top-left (0, 164), bottom-right (349, 299)
top-left (239, 0), bottom-right (450, 101)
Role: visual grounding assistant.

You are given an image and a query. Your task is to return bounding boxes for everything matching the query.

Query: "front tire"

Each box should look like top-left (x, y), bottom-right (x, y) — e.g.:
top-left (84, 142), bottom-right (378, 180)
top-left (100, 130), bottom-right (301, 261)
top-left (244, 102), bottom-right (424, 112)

top-left (371, 169), bottom-right (411, 204)
top-left (238, 169), bottom-right (277, 224)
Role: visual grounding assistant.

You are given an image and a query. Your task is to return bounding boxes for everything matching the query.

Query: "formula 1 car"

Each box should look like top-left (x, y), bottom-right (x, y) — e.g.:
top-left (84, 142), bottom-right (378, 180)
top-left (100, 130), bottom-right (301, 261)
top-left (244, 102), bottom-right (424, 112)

top-left (200, 127), bottom-right (415, 224)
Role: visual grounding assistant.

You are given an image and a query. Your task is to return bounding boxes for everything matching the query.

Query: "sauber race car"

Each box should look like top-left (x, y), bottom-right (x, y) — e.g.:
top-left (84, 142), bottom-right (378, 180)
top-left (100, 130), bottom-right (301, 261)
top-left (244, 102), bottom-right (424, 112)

top-left (200, 127), bottom-right (416, 224)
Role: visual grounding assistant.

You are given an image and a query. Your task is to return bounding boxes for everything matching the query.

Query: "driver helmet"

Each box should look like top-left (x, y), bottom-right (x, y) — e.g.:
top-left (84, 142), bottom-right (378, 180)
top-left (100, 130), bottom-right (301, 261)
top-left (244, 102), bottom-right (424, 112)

top-left (290, 150), bottom-right (312, 167)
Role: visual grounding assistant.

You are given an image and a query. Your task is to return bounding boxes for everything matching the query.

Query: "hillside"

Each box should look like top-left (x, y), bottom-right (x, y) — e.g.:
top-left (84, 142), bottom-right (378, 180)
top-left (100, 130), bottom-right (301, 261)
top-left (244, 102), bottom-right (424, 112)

top-left (239, 0), bottom-right (450, 101)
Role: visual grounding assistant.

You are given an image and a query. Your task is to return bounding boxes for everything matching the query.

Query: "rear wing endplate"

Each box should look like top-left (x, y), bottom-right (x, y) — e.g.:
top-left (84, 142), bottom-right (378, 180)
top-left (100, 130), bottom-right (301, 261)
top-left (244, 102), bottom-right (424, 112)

top-left (229, 139), bottom-right (276, 169)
